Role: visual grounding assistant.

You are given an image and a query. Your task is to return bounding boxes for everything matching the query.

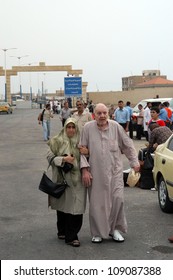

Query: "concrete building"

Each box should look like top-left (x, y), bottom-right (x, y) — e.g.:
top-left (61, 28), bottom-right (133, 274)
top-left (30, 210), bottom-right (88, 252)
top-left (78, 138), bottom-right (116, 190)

top-left (88, 76), bottom-right (173, 107)
top-left (122, 70), bottom-right (166, 91)
top-left (134, 76), bottom-right (173, 89)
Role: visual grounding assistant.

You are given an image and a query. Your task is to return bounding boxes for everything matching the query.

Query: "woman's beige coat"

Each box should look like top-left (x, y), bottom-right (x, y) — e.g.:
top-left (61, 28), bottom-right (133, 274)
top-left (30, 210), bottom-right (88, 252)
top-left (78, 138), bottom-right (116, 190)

top-left (47, 118), bottom-right (87, 215)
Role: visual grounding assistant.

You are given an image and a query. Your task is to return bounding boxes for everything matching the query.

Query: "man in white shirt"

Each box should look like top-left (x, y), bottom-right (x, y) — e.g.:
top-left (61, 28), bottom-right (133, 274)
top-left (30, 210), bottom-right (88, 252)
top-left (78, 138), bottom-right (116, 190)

top-left (84, 102), bottom-right (89, 113)
top-left (143, 102), bottom-right (152, 141)
top-left (136, 104), bottom-right (144, 140)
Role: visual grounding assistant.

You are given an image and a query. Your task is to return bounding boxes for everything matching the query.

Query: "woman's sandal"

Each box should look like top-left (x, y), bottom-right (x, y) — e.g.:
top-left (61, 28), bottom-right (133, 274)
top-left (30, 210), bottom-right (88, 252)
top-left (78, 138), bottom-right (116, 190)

top-left (58, 235), bottom-right (65, 240)
top-left (67, 240), bottom-right (80, 247)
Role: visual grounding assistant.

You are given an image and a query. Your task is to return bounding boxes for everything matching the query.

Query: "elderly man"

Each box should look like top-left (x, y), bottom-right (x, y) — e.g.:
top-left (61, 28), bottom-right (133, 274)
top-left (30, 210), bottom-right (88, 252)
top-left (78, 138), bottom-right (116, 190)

top-left (80, 103), bottom-right (140, 243)
top-left (73, 100), bottom-right (93, 133)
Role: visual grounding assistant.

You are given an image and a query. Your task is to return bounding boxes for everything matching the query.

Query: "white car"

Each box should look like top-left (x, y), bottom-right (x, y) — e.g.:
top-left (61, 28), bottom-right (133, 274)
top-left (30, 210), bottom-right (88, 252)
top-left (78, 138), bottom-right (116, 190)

top-left (132, 97), bottom-right (173, 116)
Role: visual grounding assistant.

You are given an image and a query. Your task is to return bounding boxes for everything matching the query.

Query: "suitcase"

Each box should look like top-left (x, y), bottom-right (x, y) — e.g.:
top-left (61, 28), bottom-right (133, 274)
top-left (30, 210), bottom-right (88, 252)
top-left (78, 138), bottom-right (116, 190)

top-left (138, 148), bottom-right (147, 161)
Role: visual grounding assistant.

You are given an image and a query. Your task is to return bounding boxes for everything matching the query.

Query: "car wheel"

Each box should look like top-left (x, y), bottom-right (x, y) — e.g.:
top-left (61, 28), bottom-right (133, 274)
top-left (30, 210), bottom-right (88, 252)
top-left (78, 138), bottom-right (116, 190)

top-left (158, 176), bottom-right (173, 213)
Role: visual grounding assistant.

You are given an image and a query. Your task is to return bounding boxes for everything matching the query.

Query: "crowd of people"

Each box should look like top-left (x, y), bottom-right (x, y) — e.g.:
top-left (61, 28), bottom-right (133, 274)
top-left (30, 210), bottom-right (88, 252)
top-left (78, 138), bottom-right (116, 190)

top-left (38, 98), bottom-right (173, 246)
top-left (38, 98), bottom-right (173, 142)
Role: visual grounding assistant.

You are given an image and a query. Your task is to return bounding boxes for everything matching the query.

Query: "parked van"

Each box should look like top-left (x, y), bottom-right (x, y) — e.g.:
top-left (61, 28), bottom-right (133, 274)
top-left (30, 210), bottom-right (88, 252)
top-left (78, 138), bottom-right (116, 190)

top-left (132, 97), bottom-right (173, 116)
top-left (12, 95), bottom-right (25, 106)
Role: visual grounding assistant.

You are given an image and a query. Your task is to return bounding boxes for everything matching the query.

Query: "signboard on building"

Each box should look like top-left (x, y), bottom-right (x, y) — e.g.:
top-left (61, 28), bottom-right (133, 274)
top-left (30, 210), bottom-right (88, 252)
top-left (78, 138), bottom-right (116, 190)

top-left (64, 77), bottom-right (82, 97)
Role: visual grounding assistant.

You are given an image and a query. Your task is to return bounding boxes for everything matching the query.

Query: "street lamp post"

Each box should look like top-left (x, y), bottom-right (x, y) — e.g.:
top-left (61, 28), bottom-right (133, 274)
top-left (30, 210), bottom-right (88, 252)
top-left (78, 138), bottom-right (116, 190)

top-left (1, 48), bottom-right (17, 102)
top-left (10, 55), bottom-right (29, 98)
top-left (28, 63), bottom-right (33, 101)
top-left (27, 62), bottom-right (37, 101)
top-left (43, 73), bottom-right (46, 95)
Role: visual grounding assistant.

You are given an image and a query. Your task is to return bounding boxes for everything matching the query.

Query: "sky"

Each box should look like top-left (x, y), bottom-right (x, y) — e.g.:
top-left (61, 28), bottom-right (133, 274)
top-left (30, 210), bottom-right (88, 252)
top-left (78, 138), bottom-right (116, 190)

top-left (0, 0), bottom-right (173, 96)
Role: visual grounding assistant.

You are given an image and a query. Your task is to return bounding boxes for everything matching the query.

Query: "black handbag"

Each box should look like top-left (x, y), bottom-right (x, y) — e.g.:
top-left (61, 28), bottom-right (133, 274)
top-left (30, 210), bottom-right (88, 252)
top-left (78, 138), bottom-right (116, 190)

top-left (38, 161), bottom-right (69, 199)
top-left (143, 152), bottom-right (154, 170)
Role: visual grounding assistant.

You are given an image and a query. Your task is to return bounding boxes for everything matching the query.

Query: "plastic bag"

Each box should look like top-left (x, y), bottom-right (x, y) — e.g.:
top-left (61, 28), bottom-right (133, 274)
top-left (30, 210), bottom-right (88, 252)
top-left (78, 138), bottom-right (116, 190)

top-left (127, 168), bottom-right (141, 187)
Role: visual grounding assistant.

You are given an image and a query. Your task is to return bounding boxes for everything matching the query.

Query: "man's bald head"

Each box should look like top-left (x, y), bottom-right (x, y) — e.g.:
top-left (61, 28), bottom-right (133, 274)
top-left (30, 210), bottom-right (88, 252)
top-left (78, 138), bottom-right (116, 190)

top-left (94, 103), bottom-right (108, 113)
top-left (94, 103), bottom-right (109, 127)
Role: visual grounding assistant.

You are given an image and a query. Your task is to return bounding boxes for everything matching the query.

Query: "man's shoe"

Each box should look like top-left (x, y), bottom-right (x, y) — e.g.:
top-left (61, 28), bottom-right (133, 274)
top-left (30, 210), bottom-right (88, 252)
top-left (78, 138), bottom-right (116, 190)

top-left (168, 236), bottom-right (173, 243)
top-left (91, 236), bottom-right (103, 243)
top-left (112, 230), bottom-right (125, 242)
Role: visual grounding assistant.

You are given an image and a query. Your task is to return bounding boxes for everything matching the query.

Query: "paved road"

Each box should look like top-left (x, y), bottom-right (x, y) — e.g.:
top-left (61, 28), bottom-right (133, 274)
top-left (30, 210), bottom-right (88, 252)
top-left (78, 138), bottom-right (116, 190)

top-left (0, 108), bottom-right (173, 260)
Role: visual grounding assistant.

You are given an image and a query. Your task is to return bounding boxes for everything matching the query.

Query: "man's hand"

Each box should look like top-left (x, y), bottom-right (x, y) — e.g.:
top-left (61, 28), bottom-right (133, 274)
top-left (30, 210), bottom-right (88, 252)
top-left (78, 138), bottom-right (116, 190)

top-left (132, 165), bottom-right (140, 173)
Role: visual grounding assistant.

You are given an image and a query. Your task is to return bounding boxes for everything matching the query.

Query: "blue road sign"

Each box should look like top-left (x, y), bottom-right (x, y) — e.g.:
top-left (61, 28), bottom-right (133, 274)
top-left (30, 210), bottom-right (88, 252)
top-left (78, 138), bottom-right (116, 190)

top-left (64, 77), bottom-right (82, 97)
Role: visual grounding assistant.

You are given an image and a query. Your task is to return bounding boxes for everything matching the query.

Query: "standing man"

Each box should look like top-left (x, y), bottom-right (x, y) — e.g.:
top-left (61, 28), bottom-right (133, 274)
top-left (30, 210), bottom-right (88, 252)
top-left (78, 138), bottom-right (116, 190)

top-left (125, 101), bottom-right (133, 139)
top-left (162, 102), bottom-right (172, 127)
top-left (84, 102), bottom-right (89, 113)
top-left (80, 103), bottom-right (140, 243)
top-left (159, 103), bottom-right (169, 124)
top-left (39, 103), bottom-right (53, 141)
top-left (60, 101), bottom-right (72, 127)
top-left (108, 104), bottom-right (115, 120)
top-left (73, 100), bottom-right (93, 133)
top-left (136, 104), bottom-right (144, 140)
top-left (88, 100), bottom-right (94, 113)
top-left (114, 100), bottom-right (129, 132)
top-left (143, 102), bottom-right (152, 141)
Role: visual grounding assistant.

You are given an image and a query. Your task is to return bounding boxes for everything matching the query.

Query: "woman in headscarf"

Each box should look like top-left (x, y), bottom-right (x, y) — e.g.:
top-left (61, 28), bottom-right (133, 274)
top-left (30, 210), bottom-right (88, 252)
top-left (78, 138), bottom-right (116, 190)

top-left (47, 118), bottom-right (87, 247)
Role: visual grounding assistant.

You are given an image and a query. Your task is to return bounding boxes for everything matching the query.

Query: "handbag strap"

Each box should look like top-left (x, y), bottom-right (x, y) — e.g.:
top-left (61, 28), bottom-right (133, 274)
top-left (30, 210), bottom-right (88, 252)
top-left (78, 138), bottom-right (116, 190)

top-left (47, 156), bottom-right (56, 171)
top-left (58, 167), bottom-right (66, 181)
top-left (47, 156), bottom-right (66, 181)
